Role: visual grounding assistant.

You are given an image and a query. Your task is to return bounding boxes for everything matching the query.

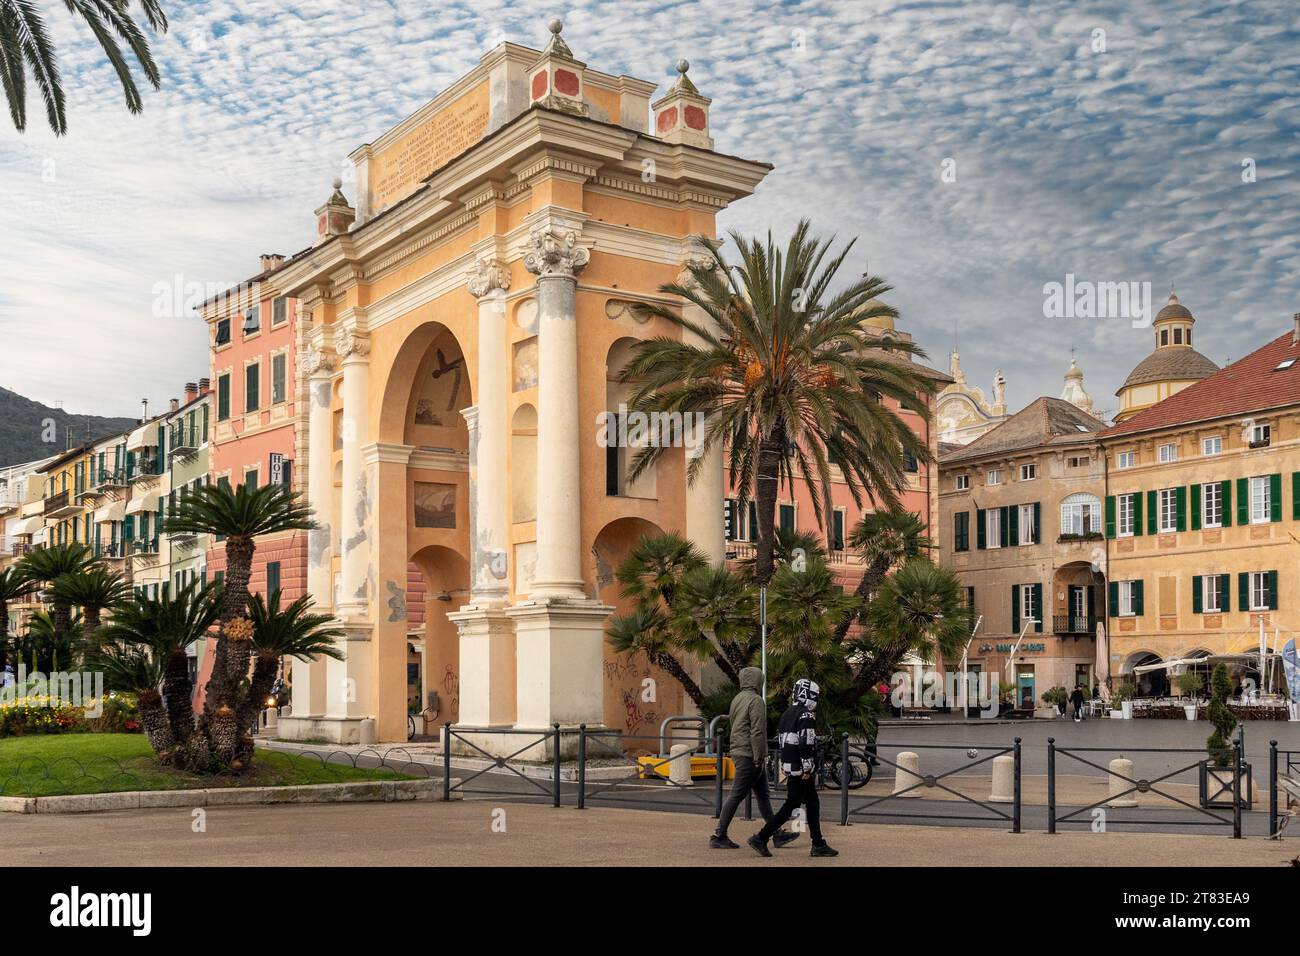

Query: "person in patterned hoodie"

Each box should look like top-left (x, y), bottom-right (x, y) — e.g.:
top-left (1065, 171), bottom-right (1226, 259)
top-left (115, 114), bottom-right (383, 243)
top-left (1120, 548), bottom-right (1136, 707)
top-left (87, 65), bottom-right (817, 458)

top-left (749, 678), bottom-right (838, 858)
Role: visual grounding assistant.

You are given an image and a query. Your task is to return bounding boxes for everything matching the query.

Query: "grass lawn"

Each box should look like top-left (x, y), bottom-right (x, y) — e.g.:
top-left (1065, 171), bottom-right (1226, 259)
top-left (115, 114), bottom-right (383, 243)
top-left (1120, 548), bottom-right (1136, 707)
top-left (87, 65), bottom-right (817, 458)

top-left (0, 734), bottom-right (415, 797)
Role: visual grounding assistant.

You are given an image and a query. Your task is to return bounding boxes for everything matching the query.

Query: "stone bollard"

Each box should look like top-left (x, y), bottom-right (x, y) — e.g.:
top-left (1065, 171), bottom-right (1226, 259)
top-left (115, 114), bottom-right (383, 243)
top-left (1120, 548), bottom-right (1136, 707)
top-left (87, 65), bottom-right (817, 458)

top-left (359, 718), bottom-right (377, 746)
top-left (893, 751), bottom-right (923, 797)
top-left (261, 707), bottom-right (279, 735)
top-left (1107, 757), bottom-right (1138, 807)
top-left (989, 754), bottom-right (1015, 803)
top-left (668, 743), bottom-right (694, 787)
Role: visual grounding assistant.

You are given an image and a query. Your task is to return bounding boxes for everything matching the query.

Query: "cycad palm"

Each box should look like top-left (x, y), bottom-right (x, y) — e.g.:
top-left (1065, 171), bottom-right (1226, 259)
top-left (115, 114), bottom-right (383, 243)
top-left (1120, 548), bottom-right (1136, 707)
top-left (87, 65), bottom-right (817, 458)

top-left (765, 557), bottom-right (860, 697)
top-left (17, 541), bottom-right (96, 640)
top-left (606, 604), bottom-right (705, 708)
top-left (832, 506), bottom-right (932, 643)
top-left (97, 580), bottom-right (222, 756)
top-left (242, 590), bottom-right (342, 739)
top-left (0, 566), bottom-right (32, 678)
top-left (621, 219), bottom-right (936, 586)
top-left (1, 0), bottom-right (168, 135)
top-left (669, 562), bottom-right (754, 680)
top-left (164, 481), bottom-right (317, 722)
top-left (14, 609), bottom-right (79, 673)
top-left (48, 565), bottom-right (128, 649)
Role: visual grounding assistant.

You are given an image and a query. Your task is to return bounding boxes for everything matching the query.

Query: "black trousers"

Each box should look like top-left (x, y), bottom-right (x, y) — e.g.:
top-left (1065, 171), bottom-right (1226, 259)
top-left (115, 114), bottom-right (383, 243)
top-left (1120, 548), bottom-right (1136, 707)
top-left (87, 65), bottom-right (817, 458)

top-left (716, 756), bottom-right (773, 836)
top-left (758, 773), bottom-right (824, 845)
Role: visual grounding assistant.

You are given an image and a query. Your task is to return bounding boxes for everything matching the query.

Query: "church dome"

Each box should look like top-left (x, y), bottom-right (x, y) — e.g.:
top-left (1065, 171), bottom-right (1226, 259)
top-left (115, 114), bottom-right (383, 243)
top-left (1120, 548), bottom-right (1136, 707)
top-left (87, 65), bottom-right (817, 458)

top-left (1154, 292), bottom-right (1194, 325)
top-left (854, 297), bottom-right (895, 331)
top-left (1118, 348), bottom-right (1219, 391)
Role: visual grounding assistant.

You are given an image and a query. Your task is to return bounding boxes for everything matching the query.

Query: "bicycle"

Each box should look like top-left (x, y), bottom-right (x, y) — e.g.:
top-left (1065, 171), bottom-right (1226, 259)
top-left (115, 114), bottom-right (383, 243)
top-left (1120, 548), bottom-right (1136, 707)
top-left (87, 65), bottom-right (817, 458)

top-left (763, 735), bottom-right (874, 790)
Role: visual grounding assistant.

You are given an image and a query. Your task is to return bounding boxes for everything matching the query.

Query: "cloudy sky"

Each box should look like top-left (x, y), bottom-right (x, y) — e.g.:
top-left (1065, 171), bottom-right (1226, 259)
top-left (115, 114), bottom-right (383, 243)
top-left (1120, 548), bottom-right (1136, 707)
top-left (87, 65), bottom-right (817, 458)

top-left (1, 0), bottom-right (1297, 421)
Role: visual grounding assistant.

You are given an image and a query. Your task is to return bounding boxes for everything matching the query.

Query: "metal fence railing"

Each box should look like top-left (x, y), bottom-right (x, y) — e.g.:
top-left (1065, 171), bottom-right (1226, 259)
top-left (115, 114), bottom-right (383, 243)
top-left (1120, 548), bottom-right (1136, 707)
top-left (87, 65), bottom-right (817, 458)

top-left (441, 724), bottom-right (561, 806)
top-left (1268, 741), bottom-right (1300, 839)
top-left (576, 727), bottom-right (724, 813)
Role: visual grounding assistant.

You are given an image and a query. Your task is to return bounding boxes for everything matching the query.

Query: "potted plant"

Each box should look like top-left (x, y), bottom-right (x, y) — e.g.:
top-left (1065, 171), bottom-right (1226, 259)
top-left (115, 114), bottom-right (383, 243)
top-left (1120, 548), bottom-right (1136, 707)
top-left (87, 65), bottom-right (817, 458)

top-left (1199, 663), bottom-right (1251, 807)
top-left (1110, 681), bottom-right (1134, 719)
top-left (1041, 686), bottom-right (1068, 718)
top-left (1177, 672), bottom-right (1203, 720)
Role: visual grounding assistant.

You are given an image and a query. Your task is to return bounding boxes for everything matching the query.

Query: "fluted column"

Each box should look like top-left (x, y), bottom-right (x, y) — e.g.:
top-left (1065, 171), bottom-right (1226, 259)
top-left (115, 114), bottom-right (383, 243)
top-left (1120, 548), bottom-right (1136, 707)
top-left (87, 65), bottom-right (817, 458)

top-left (678, 253), bottom-right (725, 564)
top-left (467, 257), bottom-right (511, 603)
top-left (293, 344), bottom-right (335, 718)
top-left (334, 321), bottom-right (371, 622)
top-left (524, 227), bottom-right (588, 600)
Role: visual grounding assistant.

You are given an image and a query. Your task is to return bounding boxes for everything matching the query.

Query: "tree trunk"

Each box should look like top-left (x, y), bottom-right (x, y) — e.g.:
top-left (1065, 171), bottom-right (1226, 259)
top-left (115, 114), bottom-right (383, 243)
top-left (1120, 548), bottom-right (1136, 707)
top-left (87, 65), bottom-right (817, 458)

top-left (137, 690), bottom-right (175, 757)
top-left (239, 653), bottom-right (279, 740)
top-left (163, 648), bottom-right (194, 742)
top-left (52, 600), bottom-right (71, 643)
top-left (831, 553), bottom-right (892, 645)
top-left (753, 426), bottom-right (784, 588)
top-left (649, 650), bottom-right (706, 708)
top-left (221, 536), bottom-right (255, 623)
top-left (202, 534), bottom-right (255, 721)
top-left (0, 602), bottom-right (8, 679)
top-left (707, 649), bottom-right (740, 686)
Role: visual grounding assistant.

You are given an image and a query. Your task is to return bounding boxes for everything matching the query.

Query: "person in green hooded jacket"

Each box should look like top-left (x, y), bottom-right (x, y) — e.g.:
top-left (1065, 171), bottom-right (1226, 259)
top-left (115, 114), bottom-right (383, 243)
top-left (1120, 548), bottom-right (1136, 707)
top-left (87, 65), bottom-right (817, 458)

top-left (710, 666), bottom-right (799, 849)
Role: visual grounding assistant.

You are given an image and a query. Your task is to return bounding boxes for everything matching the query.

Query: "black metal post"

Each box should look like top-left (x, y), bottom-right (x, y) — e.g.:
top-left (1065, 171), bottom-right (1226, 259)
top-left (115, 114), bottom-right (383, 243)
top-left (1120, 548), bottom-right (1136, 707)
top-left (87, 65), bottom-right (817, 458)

top-left (839, 733), bottom-right (850, 826)
top-left (1013, 736), bottom-right (1022, 834)
top-left (1269, 740), bottom-right (1278, 840)
top-left (1232, 732), bottom-right (1243, 839)
top-left (552, 723), bottom-right (562, 808)
top-left (577, 724), bottom-right (587, 810)
top-left (442, 722), bottom-right (452, 801)
top-left (1047, 737), bottom-right (1056, 834)
top-left (713, 734), bottom-right (725, 818)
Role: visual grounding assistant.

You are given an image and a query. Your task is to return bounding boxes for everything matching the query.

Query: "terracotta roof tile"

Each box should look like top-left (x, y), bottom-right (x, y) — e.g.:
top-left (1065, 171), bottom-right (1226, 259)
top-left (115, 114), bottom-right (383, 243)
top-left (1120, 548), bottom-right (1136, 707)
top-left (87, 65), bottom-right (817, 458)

top-left (1100, 329), bottom-right (1300, 439)
top-left (940, 397), bottom-right (1103, 464)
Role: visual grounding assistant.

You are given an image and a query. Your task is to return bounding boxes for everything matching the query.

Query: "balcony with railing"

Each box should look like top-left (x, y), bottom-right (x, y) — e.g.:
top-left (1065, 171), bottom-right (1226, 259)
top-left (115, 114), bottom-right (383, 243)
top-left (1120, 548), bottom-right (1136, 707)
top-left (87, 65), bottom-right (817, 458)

top-left (725, 540), bottom-right (865, 569)
top-left (1052, 614), bottom-right (1095, 637)
top-left (43, 487), bottom-right (81, 518)
top-left (129, 454), bottom-right (162, 482)
top-left (168, 422), bottom-right (200, 458)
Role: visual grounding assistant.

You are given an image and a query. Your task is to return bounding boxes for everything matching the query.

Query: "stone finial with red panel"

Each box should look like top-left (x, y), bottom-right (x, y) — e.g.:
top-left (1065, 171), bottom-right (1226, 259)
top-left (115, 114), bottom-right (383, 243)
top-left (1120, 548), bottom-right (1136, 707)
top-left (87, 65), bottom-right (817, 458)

top-left (652, 59), bottom-right (713, 149)
top-left (528, 18), bottom-right (588, 117)
top-left (314, 177), bottom-right (356, 245)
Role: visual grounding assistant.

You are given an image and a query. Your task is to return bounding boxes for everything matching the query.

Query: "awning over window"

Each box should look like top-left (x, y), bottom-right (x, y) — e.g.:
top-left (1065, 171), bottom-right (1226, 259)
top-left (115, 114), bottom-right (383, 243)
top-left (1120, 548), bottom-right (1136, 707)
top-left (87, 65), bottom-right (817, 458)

top-left (125, 424), bottom-right (155, 451)
top-left (94, 499), bottom-right (126, 523)
top-left (9, 515), bottom-right (44, 536)
top-left (126, 491), bottom-right (160, 514)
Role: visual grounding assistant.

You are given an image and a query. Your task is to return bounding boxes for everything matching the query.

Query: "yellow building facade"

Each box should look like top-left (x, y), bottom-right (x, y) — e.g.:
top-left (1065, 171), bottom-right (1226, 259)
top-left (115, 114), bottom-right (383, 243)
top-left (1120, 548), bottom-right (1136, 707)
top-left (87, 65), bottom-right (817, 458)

top-left (268, 24), bottom-right (769, 746)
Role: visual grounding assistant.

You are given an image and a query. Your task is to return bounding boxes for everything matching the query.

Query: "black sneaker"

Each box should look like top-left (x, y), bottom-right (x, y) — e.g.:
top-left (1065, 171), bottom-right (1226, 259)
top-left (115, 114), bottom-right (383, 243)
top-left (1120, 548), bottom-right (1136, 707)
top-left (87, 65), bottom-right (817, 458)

top-left (772, 830), bottom-right (800, 848)
top-left (710, 834), bottom-right (739, 849)
top-left (747, 834), bottom-right (772, 858)
top-left (810, 843), bottom-right (839, 858)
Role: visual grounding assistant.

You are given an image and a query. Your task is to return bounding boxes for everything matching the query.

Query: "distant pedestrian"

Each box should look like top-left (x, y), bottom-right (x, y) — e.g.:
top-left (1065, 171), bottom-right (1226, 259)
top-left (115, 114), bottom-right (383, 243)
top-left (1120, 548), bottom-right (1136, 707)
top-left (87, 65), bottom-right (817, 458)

top-left (749, 679), bottom-right (838, 859)
top-left (1070, 685), bottom-right (1086, 722)
top-left (711, 667), bottom-right (799, 850)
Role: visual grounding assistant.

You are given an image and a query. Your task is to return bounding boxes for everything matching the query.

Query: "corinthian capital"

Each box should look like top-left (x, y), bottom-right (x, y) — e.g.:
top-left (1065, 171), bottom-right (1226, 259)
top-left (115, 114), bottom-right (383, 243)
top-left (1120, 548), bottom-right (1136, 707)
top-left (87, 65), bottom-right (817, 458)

top-left (467, 257), bottom-right (511, 298)
top-left (523, 227), bottom-right (589, 280)
top-left (334, 328), bottom-right (370, 359)
top-left (300, 347), bottom-right (336, 377)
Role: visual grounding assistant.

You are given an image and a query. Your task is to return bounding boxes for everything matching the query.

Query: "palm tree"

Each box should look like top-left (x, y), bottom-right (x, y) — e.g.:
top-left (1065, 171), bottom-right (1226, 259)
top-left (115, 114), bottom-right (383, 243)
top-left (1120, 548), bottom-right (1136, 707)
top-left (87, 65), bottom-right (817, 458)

top-left (17, 541), bottom-right (96, 641)
top-left (48, 565), bottom-right (128, 655)
top-left (621, 220), bottom-right (936, 587)
top-left (14, 609), bottom-right (78, 674)
top-left (0, 566), bottom-right (32, 679)
top-left (96, 580), bottom-right (221, 759)
top-left (241, 590), bottom-right (343, 743)
top-left (164, 482), bottom-right (317, 717)
top-left (91, 643), bottom-right (173, 753)
top-left (669, 562), bottom-right (754, 680)
top-left (852, 558), bottom-right (972, 694)
top-left (1, 0), bottom-right (168, 135)
top-left (606, 604), bottom-right (705, 709)
top-left (766, 556), bottom-right (861, 683)
top-left (832, 506), bottom-right (932, 644)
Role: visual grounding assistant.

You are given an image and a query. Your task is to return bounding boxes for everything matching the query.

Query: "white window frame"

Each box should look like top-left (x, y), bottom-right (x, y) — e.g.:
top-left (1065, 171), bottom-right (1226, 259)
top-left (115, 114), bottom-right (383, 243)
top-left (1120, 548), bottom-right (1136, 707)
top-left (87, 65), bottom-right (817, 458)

top-left (1249, 571), bottom-right (1269, 611)
top-left (1118, 581), bottom-right (1137, 617)
top-left (1020, 584), bottom-right (1037, 625)
top-left (985, 507), bottom-right (1002, 549)
top-left (1158, 488), bottom-right (1178, 533)
top-left (1019, 503), bottom-right (1036, 544)
top-left (1250, 476), bottom-right (1270, 524)
top-left (1117, 493), bottom-right (1135, 537)
top-left (1157, 443), bottom-right (1177, 463)
top-left (1203, 574), bottom-right (1222, 614)
top-left (1116, 451), bottom-right (1135, 470)
top-left (954, 474), bottom-right (969, 491)
top-left (1019, 463), bottom-right (1037, 481)
top-left (1249, 422), bottom-right (1271, 447)
top-left (986, 469), bottom-right (1001, 486)
top-left (1202, 436), bottom-right (1222, 456)
top-left (1201, 482), bottom-right (1222, 529)
top-left (1060, 493), bottom-right (1101, 536)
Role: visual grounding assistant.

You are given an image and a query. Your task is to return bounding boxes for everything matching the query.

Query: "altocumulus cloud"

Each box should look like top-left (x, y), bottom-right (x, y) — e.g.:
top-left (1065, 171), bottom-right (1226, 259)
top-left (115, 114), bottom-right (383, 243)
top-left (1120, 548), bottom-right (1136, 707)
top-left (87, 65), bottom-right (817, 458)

top-left (0, 0), bottom-right (1296, 417)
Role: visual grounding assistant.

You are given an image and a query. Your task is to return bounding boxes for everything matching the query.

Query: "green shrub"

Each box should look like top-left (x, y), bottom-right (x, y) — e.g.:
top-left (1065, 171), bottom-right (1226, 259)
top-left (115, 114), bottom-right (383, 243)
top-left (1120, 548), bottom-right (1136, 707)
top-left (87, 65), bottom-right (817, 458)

top-left (1205, 664), bottom-right (1236, 767)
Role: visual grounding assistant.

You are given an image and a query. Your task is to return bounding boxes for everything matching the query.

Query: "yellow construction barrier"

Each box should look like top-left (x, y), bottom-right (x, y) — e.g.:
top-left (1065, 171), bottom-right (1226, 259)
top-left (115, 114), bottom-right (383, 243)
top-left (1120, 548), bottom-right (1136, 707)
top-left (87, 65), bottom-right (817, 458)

top-left (636, 754), bottom-right (735, 780)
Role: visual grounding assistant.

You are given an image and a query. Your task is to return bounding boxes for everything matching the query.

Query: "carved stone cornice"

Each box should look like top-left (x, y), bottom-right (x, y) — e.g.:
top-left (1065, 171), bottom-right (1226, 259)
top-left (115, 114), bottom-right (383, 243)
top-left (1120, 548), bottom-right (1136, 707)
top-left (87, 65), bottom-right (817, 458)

top-left (300, 347), bottom-right (336, 377)
top-left (334, 329), bottom-right (370, 360)
top-left (467, 257), bottom-right (512, 298)
top-left (523, 227), bottom-right (589, 280)
top-left (676, 252), bottom-right (717, 291)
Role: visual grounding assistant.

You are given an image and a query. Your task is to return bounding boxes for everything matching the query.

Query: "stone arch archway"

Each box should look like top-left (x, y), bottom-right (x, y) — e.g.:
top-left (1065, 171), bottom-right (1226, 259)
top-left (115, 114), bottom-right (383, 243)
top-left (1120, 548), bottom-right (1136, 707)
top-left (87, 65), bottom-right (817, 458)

top-left (378, 321), bottom-right (473, 448)
top-left (410, 545), bottom-right (470, 725)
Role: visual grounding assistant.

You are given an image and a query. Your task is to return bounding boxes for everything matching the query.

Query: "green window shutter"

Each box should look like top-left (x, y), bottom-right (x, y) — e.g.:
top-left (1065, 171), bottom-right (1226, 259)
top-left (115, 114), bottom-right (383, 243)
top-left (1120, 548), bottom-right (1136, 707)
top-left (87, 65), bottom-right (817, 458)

top-left (1032, 583), bottom-right (1043, 632)
top-left (1293, 472), bottom-right (1300, 520)
top-left (1133, 491), bottom-right (1144, 536)
top-left (1032, 502), bottom-right (1041, 543)
top-left (954, 512), bottom-right (967, 552)
top-left (1011, 585), bottom-right (1020, 633)
top-left (1267, 570), bottom-right (1278, 610)
top-left (1000, 506), bottom-right (1010, 548)
top-left (1270, 473), bottom-right (1282, 522)
top-left (202, 403), bottom-right (209, 442)
top-left (1220, 480), bottom-right (1232, 527)
top-left (266, 561), bottom-right (281, 597)
top-left (157, 424), bottom-right (166, 467)
top-left (124, 515), bottom-right (134, 543)
top-left (1175, 486), bottom-right (1186, 532)
top-left (976, 509), bottom-right (986, 550)
top-left (1190, 484), bottom-right (1201, 531)
top-left (1104, 495), bottom-right (1116, 538)
top-left (1132, 580), bottom-right (1144, 617)
top-left (1007, 505), bottom-right (1019, 546)
top-left (1146, 490), bottom-right (1157, 535)
top-left (1192, 575), bottom-right (1202, 614)
top-left (1236, 477), bottom-right (1249, 525)
top-left (1219, 574), bottom-right (1230, 613)
top-left (1237, 572), bottom-right (1249, 612)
